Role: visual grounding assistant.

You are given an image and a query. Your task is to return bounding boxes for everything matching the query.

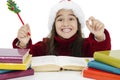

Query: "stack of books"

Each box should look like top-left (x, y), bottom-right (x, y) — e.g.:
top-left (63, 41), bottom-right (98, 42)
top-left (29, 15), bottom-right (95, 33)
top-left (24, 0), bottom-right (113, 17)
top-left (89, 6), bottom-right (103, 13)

top-left (0, 48), bottom-right (34, 80)
top-left (82, 50), bottom-right (120, 80)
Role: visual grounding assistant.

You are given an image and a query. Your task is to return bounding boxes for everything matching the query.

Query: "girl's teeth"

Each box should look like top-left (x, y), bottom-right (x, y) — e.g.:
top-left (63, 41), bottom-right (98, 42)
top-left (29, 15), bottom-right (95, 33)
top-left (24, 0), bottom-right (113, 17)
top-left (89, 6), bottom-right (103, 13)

top-left (63, 28), bottom-right (71, 32)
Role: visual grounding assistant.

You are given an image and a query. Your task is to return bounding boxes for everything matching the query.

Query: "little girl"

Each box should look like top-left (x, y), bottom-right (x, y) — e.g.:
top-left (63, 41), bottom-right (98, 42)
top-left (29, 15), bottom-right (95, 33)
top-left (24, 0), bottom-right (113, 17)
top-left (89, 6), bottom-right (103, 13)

top-left (13, 0), bottom-right (111, 57)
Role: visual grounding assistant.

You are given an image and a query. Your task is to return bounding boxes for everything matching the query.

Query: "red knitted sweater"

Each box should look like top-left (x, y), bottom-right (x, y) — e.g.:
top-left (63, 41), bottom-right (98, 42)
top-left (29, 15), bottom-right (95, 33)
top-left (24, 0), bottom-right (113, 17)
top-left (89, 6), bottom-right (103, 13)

top-left (13, 29), bottom-right (111, 57)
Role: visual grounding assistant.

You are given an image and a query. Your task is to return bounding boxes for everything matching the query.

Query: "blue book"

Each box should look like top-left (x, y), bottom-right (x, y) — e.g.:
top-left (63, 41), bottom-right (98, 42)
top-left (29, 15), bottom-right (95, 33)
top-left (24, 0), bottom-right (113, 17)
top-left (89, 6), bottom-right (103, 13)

top-left (0, 68), bottom-right (34, 80)
top-left (0, 70), bottom-right (13, 74)
top-left (88, 60), bottom-right (120, 74)
top-left (0, 66), bottom-right (32, 74)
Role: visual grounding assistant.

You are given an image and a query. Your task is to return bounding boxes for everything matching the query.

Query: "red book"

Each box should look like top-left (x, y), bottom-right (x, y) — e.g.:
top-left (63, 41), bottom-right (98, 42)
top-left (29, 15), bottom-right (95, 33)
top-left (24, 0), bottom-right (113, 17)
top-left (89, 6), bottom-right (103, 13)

top-left (82, 68), bottom-right (120, 80)
top-left (0, 68), bottom-right (34, 80)
top-left (0, 48), bottom-right (29, 63)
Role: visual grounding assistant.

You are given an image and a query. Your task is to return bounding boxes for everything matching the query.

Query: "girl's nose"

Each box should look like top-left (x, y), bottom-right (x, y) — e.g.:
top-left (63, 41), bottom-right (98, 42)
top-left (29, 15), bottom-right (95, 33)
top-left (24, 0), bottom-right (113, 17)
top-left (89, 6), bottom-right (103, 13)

top-left (63, 20), bottom-right (69, 27)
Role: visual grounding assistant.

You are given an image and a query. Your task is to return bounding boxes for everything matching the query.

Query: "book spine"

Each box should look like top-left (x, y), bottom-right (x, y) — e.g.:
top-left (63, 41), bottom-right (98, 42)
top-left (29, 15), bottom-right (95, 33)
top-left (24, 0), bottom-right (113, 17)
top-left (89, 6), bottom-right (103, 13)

top-left (0, 56), bottom-right (22, 63)
top-left (0, 68), bottom-right (34, 80)
top-left (0, 70), bottom-right (13, 74)
top-left (0, 55), bottom-right (31, 70)
top-left (0, 61), bottom-right (31, 70)
top-left (0, 59), bottom-right (22, 63)
top-left (82, 68), bottom-right (120, 80)
top-left (88, 60), bottom-right (120, 74)
top-left (94, 53), bottom-right (120, 68)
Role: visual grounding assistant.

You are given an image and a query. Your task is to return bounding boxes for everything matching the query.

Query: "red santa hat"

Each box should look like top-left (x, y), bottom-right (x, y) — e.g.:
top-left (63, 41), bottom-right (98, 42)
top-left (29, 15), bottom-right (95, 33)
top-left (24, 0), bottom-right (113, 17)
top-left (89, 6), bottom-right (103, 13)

top-left (48, 0), bottom-right (85, 31)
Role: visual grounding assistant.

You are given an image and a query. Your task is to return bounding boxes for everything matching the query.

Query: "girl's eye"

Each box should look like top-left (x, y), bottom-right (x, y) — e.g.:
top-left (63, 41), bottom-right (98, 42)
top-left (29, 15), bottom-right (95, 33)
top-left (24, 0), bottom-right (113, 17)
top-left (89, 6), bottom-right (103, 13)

top-left (58, 19), bottom-right (62, 21)
top-left (57, 18), bottom-right (63, 21)
top-left (69, 18), bottom-right (75, 21)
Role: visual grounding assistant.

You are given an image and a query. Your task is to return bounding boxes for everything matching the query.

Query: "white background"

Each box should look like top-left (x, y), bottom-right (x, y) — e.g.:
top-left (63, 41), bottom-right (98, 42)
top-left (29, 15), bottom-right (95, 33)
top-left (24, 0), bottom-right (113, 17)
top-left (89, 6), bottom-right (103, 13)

top-left (0, 0), bottom-right (120, 50)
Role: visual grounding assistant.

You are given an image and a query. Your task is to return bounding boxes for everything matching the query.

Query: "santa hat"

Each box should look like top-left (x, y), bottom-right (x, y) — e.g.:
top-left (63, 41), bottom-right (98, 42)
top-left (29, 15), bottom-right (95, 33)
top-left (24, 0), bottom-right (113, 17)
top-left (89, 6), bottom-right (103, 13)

top-left (48, 0), bottom-right (85, 31)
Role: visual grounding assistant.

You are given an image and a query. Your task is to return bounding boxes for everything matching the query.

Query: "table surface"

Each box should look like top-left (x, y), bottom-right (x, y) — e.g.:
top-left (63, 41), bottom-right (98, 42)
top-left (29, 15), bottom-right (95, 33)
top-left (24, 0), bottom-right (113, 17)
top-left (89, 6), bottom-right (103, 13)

top-left (8, 71), bottom-right (94, 80)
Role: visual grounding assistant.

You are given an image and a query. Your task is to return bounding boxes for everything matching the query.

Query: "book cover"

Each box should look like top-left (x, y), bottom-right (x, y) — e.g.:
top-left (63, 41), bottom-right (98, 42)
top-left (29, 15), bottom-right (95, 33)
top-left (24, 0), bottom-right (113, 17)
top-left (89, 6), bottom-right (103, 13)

top-left (82, 68), bottom-right (120, 80)
top-left (0, 55), bottom-right (32, 70)
top-left (31, 55), bottom-right (93, 72)
top-left (94, 50), bottom-right (120, 68)
top-left (88, 60), bottom-right (120, 74)
top-left (0, 68), bottom-right (34, 80)
top-left (0, 48), bottom-right (30, 63)
top-left (0, 69), bottom-right (13, 74)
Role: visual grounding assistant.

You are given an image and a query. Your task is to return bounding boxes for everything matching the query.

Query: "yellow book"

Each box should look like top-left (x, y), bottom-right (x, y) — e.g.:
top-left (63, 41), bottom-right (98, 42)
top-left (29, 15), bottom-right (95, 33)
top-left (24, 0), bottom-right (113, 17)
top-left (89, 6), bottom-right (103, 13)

top-left (31, 55), bottom-right (93, 72)
top-left (0, 55), bottom-right (32, 70)
top-left (94, 50), bottom-right (120, 68)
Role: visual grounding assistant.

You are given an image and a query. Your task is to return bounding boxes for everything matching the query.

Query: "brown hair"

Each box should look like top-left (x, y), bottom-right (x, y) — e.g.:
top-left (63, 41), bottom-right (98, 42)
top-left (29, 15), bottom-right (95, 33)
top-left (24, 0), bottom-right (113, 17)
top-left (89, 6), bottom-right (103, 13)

top-left (47, 18), bottom-right (84, 57)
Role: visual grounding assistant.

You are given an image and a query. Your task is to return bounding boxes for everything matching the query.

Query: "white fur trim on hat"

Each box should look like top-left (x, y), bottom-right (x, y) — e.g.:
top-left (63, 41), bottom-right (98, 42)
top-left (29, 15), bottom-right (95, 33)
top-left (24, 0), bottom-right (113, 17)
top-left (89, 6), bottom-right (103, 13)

top-left (48, 0), bottom-right (85, 32)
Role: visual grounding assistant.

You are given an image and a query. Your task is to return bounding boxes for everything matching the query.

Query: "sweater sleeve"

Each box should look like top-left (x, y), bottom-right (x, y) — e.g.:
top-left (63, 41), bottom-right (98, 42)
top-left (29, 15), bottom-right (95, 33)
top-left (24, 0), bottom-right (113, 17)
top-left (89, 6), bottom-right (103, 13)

top-left (12, 38), bottom-right (32, 49)
top-left (82, 29), bottom-right (111, 57)
top-left (29, 38), bottom-right (48, 56)
top-left (13, 38), bottom-right (48, 56)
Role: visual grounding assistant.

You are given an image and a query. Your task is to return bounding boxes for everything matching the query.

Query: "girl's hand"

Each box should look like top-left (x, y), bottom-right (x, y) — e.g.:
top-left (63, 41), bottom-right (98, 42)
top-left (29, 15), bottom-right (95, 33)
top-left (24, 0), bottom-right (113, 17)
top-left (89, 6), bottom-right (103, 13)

top-left (17, 24), bottom-right (31, 48)
top-left (86, 16), bottom-right (105, 41)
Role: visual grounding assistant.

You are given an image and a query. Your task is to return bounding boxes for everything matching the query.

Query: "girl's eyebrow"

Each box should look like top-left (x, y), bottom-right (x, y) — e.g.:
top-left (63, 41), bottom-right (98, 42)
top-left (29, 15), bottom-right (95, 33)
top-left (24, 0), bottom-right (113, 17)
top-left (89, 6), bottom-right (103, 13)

top-left (69, 14), bottom-right (76, 17)
top-left (56, 14), bottom-right (62, 19)
top-left (56, 14), bottom-right (76, 19)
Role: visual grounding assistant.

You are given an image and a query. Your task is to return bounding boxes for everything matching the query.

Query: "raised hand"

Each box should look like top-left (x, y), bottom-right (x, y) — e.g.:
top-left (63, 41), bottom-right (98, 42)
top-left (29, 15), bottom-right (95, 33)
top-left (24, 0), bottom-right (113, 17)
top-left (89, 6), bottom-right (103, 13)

top-left (17, 24), bottom-right (31, 48)
top-left (86, 16), bottom-right (105, 41)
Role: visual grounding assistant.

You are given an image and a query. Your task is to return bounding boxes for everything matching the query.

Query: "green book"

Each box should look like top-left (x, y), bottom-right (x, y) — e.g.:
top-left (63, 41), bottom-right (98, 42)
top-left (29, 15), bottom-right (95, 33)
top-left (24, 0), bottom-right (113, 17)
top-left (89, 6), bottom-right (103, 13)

top-left (94, 50), bottom-right (120, 68)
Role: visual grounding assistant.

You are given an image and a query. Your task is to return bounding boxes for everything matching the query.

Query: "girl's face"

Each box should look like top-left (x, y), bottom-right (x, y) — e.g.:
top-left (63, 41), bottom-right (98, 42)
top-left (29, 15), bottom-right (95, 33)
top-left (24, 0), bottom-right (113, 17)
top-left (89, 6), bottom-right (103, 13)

top-left (55, 9), bottom-right (78, 39)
